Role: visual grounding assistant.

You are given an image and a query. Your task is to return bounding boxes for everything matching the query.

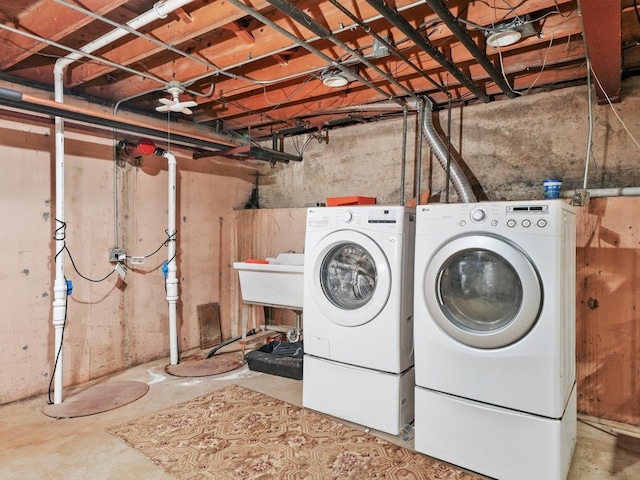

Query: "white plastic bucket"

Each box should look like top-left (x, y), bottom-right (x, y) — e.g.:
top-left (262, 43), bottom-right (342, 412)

top-left (543, 179), bottom-right (562, 199)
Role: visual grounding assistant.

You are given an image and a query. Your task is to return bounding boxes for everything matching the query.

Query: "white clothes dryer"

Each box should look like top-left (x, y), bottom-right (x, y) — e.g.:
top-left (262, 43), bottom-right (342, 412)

top-left (302, 205), bottom-right (415, 435)
top-left (413, 200), bottom-right (577, 480)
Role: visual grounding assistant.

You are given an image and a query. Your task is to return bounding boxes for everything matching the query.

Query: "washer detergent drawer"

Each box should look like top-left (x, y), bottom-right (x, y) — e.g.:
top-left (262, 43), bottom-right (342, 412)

top-left (302, 354), bottom-right (414, 435)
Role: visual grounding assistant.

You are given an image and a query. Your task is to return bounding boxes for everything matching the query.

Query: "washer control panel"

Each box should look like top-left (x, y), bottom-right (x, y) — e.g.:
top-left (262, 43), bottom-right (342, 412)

top-left (306, 206), bottom-right (413, 233)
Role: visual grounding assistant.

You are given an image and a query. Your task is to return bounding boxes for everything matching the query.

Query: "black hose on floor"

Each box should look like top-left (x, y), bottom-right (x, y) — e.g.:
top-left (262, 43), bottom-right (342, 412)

top-left (205, 328), bottom-right (260, 359)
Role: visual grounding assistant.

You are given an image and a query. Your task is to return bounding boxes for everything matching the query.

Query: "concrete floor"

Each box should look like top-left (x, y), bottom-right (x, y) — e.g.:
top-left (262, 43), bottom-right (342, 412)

top-left (1, 356), bottom-right (639, 479)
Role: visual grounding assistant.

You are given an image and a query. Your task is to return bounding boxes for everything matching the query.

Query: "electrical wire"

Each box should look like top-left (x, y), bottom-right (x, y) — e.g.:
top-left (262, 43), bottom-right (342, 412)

top-left (129, 230), bottom-right (177, 261)
top-left (589, 68), bottom-right (640, 150)
top-left (261, 72), bottom-right (319, 108)
top-left (47, 292), bottom-right (68, 404)
top-left (0, 23), bottom-right (167, 86)
top-left (291, 130), bottom-right (325, 156)
top-left (577, 418), bottom-right (618, 437)
top-left (54, 219), bottom-right (116, 282)
top-left (581, 45), bottom-right (595, 193)
top-left (517, 32), bottom-right (555, 95)
top-left (65, 246), bottom-right (116, 282)
top-left (460, 0), bottom-right (575, 32)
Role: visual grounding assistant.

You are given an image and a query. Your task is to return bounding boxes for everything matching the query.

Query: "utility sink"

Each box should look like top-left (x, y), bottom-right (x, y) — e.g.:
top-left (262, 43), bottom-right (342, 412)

top-left (233, 253), bottom-right (304, 309)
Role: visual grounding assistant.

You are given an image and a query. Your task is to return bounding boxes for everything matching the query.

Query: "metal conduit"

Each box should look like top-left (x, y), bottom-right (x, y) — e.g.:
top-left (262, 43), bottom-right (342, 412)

top-left (425, 0), bottom-right (517, 99)
top-left (227, 0), bottom-right (405, 107)
top-left (265, 0), bottom-right (419, 103)
top-left (416, 99), bottom-right (425, 204)
top-left (53, 0), bottom-right (235, 83)
top-left (326, 0), bottom-right (450, 98)
top-left (364, 0), bottom-right (491, 103)
top-left (0, 23), bottom-right (166, 86)
top-left (401, 106), bottom-right (408, 205)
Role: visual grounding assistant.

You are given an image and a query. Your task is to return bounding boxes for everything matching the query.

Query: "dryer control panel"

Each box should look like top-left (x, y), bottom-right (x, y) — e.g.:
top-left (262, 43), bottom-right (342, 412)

top-left (462, 204), bottom-right (552, 231)
top-left (416, 201), bottom-right (572, 237)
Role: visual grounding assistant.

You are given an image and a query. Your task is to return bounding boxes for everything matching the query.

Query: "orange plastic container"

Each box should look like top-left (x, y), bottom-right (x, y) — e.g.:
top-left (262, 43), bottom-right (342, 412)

top-left (326, 196), bottom-right (376, 206)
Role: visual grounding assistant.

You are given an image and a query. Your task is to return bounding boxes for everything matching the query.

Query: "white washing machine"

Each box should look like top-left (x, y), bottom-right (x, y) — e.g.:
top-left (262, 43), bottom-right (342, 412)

top-left (413, 200), bottom-right (577, 480)
top-left (302, 205), bottom-right (415, 435)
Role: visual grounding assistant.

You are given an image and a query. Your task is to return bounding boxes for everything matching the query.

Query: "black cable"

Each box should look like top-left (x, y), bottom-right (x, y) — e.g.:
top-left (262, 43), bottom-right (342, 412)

top-left (54, 218), bottom-right (116, 282)
top-left (47, 289), bottom-right (68, 404)
top-left (53, 218), bottom-right (66, 261)
top-left (634, 0), bottom-right (640, 26)
top-left (64, 245), bottom-right (115, 282)
top-left (205, 328), bottom-right (260, 358)
top-left (135, 229), bottom-right (177, 260)
top-left (577, 418), bottom-right (617, 438)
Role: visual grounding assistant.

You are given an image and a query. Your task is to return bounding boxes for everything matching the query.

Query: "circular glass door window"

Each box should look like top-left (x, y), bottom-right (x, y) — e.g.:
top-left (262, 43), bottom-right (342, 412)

top-left (423, 234), bottom-right (542, 349)
top-left (321, 243), bottom-right (377, 309)
top-left (438, 249), bottom-right (522, 332)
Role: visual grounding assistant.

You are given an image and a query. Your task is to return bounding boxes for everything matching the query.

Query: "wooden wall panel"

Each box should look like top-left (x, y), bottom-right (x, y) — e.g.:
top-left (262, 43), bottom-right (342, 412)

top-left (576, 197), bottom-right (640, 425)
top-left (229, 208), bottom-right (306, 338)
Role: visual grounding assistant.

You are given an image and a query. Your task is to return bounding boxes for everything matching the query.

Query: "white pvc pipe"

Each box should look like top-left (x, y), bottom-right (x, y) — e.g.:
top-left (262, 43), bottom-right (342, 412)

top-left (561, 187), bottom-right (640, 198)
top-left (52, 111), bottom-right (66, 405)
top-left (51, 0), bottom-right (193, 403)
top-left (163, 151), bottom-right (180, 365)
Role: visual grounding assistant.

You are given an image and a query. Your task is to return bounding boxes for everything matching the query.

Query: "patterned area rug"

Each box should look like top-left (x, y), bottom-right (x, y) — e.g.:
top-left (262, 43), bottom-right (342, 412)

top-left (107, 384), bottom-right (480, 479)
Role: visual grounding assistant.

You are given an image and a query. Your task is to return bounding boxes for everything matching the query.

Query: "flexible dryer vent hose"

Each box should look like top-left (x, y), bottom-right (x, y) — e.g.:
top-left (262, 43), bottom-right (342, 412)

top-left (422, 99), bottom-right (477, 203)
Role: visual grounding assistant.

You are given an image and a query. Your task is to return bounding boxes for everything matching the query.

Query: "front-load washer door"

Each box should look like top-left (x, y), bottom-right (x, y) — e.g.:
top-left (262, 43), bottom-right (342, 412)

top-left (309, 230), bottom-right (391, 327)
top-left (424, 234), bottom-right (542, 349)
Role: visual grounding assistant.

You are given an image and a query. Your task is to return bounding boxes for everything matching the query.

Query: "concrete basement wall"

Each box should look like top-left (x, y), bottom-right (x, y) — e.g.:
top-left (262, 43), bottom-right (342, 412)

top-left (257, 77), bottom-right (640, 206)
top-left (0, 109), bottom-right (255, 405)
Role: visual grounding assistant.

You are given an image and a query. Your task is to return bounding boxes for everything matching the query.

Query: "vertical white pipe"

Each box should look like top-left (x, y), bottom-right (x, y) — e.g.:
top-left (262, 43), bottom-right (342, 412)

top-left (52, 89), bottom-right (66, 403)
top-left (163, 151), bottom-right (179, 365)
top-left (50, 0), bottom-right (194, 402)
top-left (51, 61), bottom-right (68, 404)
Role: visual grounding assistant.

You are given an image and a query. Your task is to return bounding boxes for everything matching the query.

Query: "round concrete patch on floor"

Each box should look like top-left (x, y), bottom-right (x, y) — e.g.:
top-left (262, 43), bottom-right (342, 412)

top-left (165, 351), bottom-right (246, 377)
top-left (42, 380), bottom-right (149, 419)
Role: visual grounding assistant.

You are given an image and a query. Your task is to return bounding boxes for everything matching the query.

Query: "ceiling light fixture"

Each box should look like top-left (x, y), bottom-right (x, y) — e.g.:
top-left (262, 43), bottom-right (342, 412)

top-left (485, 29), bottom-right (522, 48)
top-left (483, 16), bottom-right (535, 48)
top-left (321, 67), bottom-right (351, 88)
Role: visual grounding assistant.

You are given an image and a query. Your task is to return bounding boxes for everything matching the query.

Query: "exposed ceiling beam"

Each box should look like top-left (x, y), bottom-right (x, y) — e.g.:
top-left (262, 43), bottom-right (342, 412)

top-left (579, 0), bottom-right (622, 103)
top-left (425, 0), bottom-right (517, 99)
top-left (364, 0), bottom-right (491, 102)
top-left (0, 0), bottom-right (130, 69)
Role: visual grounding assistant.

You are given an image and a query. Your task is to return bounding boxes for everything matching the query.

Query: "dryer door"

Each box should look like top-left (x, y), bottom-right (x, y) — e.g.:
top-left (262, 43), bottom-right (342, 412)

top-left (424, 234), bottom-right (542, 348)
top-left (309, 230), bottom-right (391, 327)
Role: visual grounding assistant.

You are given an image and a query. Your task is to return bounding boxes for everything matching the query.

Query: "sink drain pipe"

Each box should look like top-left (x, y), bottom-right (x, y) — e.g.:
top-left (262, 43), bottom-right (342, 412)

top-left (153, 147), bottom-right (181, 365)
top-left (50, 0), bottom-right (196, 404)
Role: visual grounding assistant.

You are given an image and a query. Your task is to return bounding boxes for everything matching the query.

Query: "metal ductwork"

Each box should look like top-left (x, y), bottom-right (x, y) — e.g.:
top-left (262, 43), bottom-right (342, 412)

top-left (316, 98), bottom-right (479, 204)
top-left (422, 99), bottom-right (478, 203)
